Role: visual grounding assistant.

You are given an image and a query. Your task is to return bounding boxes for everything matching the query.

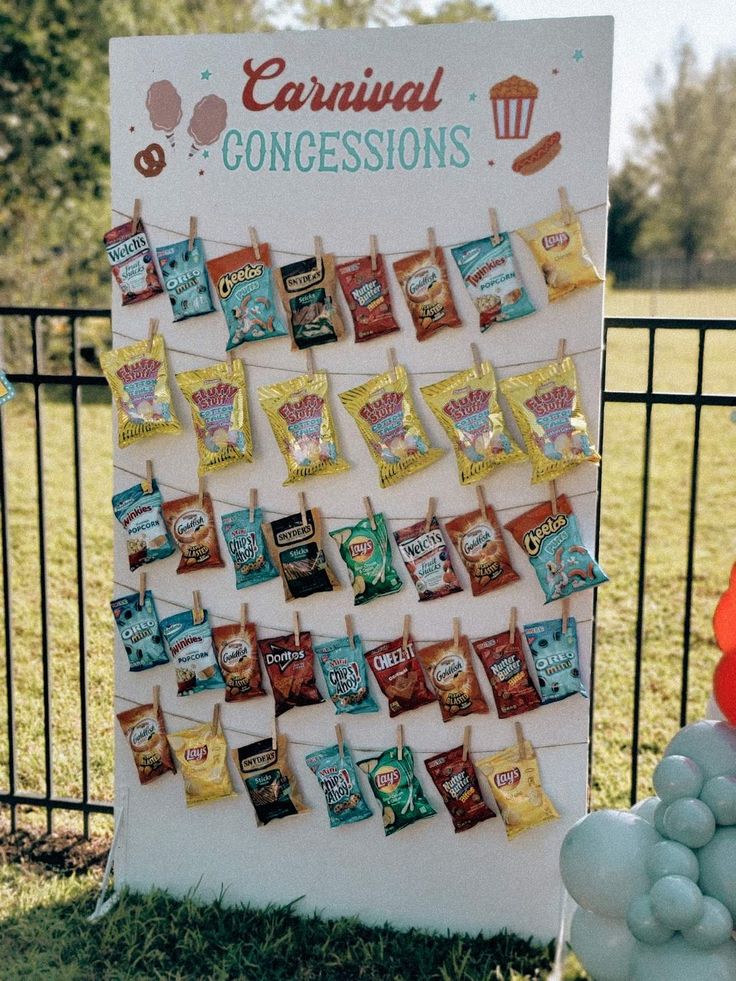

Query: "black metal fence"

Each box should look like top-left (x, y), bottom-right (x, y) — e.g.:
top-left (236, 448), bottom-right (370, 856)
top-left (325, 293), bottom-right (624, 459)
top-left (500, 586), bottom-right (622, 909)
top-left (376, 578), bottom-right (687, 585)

top-left (0, 308), bottom-right (734, 835)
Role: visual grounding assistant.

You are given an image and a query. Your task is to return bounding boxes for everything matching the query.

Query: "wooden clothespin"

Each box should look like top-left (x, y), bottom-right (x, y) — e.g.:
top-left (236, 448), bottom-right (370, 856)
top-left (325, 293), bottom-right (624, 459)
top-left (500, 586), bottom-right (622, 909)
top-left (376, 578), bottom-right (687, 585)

top-left (188, 216), bottom-right (197, 253)
top-left (471, 342), bottom-right (483, 379)
top-left (298, 491), bottom-right (307, 526)
top-left (427, 226), bottom-right (437, 263)
top-left (249, 226), bottom-right (261, 261)
top-left (489, 207), bottom-right (501, 246)
top-left (152, 683), bottom-right (160, 715)
top-left (549, 481), bottom-right (558, 516)
top-left (363, 496), bottom-right (376, 531)
top-left (556, 338), bottom-right (567, 363)
top-left (335, 723), bottom-right (344, 761)
top-left (402, 614), bottom-right (410, 653)
top-left (475, 484), bottom-right (486, 516)
top-left (248, 488), bottom-right (257, 523)
top-left (396, 723), bottom-right (404, 761)
top-left (192, 590), bottom-right (204, 625)
top-left (146, 318), bottom-right (158, 353)
top-left (314, 235), bottom-right (324, 262)
top-left (462, 725), bottom-right (471, 762)
top-left (271, 716), bottom-right (278, 751)
top-left (305, 347), bottom-right (316, 380)
top-left (559, 186), bottom-right (574, 226)
top-left (515, 720), bottom-right (527, 760)
top-left (240, 602), bottom-right (248, 631)
top-left (561, 597), bottom-right (570, 636)
top-left (424, 496), bottom-right (436, 532)
top-left (387, 347), bottom-right (399, 383)
top-left (226, 349), bottom-right (234, 376)
top-left (142, 460), bottom-right (153, 493)
top-left (131, 198), bottom-right (142, 234)
top-left (138, 572), bottom-right (147, 609)
top-left (211, 701), bottom-right (221, 737)
top-left (345, 614), bottom-right (355, 649)
top-left (452, 617), bottom-right (460, 648)
top-left (369, 234), bottom-right (378, 272)
top-left (509, 605), bottom-right (517, 641)
top-left (197, 475), bottom-right (205, 508)
top-left (293, 610), bottom-right (300, 645)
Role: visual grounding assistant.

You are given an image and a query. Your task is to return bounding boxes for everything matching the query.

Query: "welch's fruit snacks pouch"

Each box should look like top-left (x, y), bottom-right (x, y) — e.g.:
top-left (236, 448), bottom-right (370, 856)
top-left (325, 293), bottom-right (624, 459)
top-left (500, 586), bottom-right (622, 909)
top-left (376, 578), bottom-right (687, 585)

top-left (306, 743), bottom-right (372, 828)
top-left (112, 478), bottom-right (176, 572)
top-left (111, 590), bottom-right (168, 672)
top-left (104, 218), bottom-right (163, 306)
top-left (156, 237), bottom-right (215, 321)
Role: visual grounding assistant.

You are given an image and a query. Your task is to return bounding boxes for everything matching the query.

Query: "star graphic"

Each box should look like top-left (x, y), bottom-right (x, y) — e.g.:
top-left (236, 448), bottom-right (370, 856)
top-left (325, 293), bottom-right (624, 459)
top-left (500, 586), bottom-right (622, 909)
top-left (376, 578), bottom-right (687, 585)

top-left (487, 159), bottom-right (495, 167)
top-left (552, 68), bottom-right (560, 75)
top-left (129, 125), bottom-right (135, 132)
top-left (573, 49), bottom-right (584, 62)
top-left (202, 149), bottom-right (210, 159)
top-left (198, 169), bottom-right (205, 176)
top-left (200, 68), bottom-right (212, 80)
top-left (468, 92), bottom-right (477, 102)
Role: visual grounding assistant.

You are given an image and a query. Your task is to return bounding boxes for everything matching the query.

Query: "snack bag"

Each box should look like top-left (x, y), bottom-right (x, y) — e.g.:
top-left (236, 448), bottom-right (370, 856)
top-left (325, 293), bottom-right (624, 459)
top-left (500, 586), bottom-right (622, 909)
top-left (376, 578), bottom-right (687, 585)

top-left (104, 218), bottom-right (163, 305)
top-left (523, 617), bottom-right (587, 704)
top-left (421, 362), bottom-right (525, 484)
top-left (206, 243), bottom-right (288, 348)
top-left (359, 745), bottom-right (435, 836)
top-left (116, 702), bottom-right (176, 785)
top-left (101, 335), bottom-right (181, 448)
top-left (505, 494), bottom-right (608, 603)
top-left (161, 492), bottom-right (225, 573)
top-left (445, 504), bottom-right (519, 596)
top-left (168, 716), bottom-right (236, 807)
top-left (160, 609), bottom-right (226, 696)
top-left (330, 513), bottom-right (403, 606)
top-left (499, 357), bottom-right (599, 483)
top-left (232, 734), bottom-right (307, 826)
top-left (315, 634), bottom-right (379, 715)
top-left (112, 478), bottom-right (176, 572)
top-left (472, 629), bottom-right (542, 719)
top-left (451, 234), bottom-right (535, 330)
top-left (517, 209), bottom-right (603, 303)
top-left (393, 515), bottom-right (462, 602)
top-left (339, 364), bottom-right (443, 488)
top-left (417, 635), bottom-right (488, 722)
top-left (257, 371), bottom-right (349, 484)
top-left (220, 507), bottom-right (279, 590)
top-left (393, 248), bottom-right (461, 341)
top-left (476, 738), bottom-right (559, 839)
top-left (211, 621), bottom-right (267, 702)
top-left (176, 359), bottom-right (253, 475)
top-left (156, 237), bottom-right (215, 321)
top-left (276, 253), bottom-right (344, 349)
top-left (336, 254), bottom-right (400, 342)
top-left (264, 507), bottom-right (340, 601)
top-left (306, 743), bottom-right (372, 828)
top-left (259, 630), bottom-right (324, 716)
top-left (365, 634), bottom-right (436, 717)
top-left (424, 745), bottom-right (496, 833)
top-left (111, 590), bottom-right (168, 671)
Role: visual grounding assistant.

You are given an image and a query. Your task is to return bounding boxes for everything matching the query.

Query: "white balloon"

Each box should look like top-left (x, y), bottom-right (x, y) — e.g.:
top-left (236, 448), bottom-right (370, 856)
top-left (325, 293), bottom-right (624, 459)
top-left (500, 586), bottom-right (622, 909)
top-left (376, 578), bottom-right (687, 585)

top-left (631, 935), bottom-right (736, 981)
top-left (569, 906), bottom-right (636, 981)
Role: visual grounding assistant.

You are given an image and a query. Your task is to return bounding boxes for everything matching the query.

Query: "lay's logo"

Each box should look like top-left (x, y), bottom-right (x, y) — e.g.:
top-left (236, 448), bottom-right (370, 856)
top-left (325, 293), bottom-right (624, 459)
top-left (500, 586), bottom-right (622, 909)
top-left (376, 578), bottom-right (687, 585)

top-left (542, 232), bottom-right (569, 251)
top-left (184, 745), bottom-right (208, 763)
top-left (494, 767), bottom-right (521, 789)
top-left (374, 765), bottom-right (401, 793)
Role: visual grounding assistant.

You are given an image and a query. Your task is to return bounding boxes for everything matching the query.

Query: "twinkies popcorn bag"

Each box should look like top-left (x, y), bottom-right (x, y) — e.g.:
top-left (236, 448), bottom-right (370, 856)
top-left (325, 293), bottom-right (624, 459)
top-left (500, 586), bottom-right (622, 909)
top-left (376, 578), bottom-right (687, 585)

top-left (258, 371), bottom-right (349, 485)
top-left (111, 590), bottom-right (168, 671)
top-left (160, 608), bottom-right (226, 697)
top-left (339, 364), bottom-right (443, 488)
top-left (276, 253), bottom-right (345, 350)
top-left (393, 247), bottom-right (461, 341)
top-left (500, 356), bottom-right (599, 483)
top-left (220, 507), bottom-right (279, 590)
top-left (232, 734), bottom-right (307, 826)
top-left (206, 243), bottom-right (287, 349)
top-left (112, 478), bottom-right (176, 571)
top-left (176, 359), bottom-right (253, 475)
top-left (306, 744), bottom-right (372, 828)
top-left (358, 745), bottom-right (435, 836)
top-left (156, 237), bottom-right (215, 321)
top-left (476, 738), bottom-right (559, 840)
top-left (168, 715), bottom-right (236, 807)
top-left (315, 635), bottom-right (379, 715)
top-left (104, 218), bottom-right (163, 305)
top-left (330, 513), bottom-right (403, 606)
top-left (101, 334), bottom-right (181, 448)
top-left (117, 702), bottom-right (176, 785)
top-left (421, 361), bottom-right (524, 485)
top-left (523, 617), bottom-right (587, 704)
top-left (517, 209), bottom-right (603, 303)
top-left (451, 234), bottom-right (535, 330)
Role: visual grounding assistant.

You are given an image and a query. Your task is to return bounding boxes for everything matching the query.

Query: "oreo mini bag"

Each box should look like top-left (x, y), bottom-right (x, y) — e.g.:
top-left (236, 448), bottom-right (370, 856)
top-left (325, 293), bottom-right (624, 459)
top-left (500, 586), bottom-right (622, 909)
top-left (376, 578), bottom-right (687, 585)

top-left (111, 590), bottom-right (168, 671)
top-left (156, 237), bottom-right (215, 321)
top-left (523, 616), bottom-right (587, 704)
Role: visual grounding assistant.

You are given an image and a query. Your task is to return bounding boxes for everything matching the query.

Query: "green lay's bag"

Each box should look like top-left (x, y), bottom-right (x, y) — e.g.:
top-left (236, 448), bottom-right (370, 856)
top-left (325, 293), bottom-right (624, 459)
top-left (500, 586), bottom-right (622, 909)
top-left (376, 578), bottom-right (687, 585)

top-left (330, 513), bottom-right (403, 605)
top-left (359, 745), bottom-right (435, 836)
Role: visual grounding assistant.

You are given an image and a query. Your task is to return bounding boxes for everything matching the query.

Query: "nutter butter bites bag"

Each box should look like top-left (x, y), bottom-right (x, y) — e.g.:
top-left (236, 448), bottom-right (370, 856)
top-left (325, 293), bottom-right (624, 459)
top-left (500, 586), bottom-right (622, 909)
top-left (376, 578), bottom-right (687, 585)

top-left (156, 237), bottom-right (215, 321)
top-left (211, 622), bottom-right (267, 702)
top-left (505, 494), bottom-right (608, 604)
top-left (499, 357), bottom-right (599, 483)
top-left (451, 234), bottom-right (535, 330)
top-left (315, 635), bottom-right (378, 715)
top-left (161, 492), bottom-right (225, 574)
top-left (365, 634), bottom-right (435, 717)
top-left (160, 609), bottom-right (225, 697)
top-left (472, 629), bottom-right (542, 719)
top-left (257, 371), bottom-right (349, 484)
top-left (392, 248), bottom-right (461, 341)
top-left (476, 739), bottom-right (559, 840)
top-left (417, 636), bottom-right (488, 722)
top-left (259, 630), bottom-right (324, 716)
top-left (176, 359), bottom-right (253, 475)
top-left (445, 505), bottom-right (519, 596)
top-left (232, 734), bottom-right (306, 826)
top-left (117, 702), bottom-right (176, 785)
top-left (330, 513), bottom-right (403, 606)
top-left (276, 254), bottom-right (344, 350)
top-left (339, 364), bottom-right (443, 489)
top-left (393, 515), bottom-right (462, 602)
top-left (359, 745), bottom-right (435, 836)
top-left (206, 243), bottom-right (288, 348)
top-left (101, 335), bottom-right (181, 448)
top-left (517, 209), bottom-right (603, 303)
top-left (523, 617), bottom-right (587, 704)
top-left (421, 363), bottom-right (525, 484)
top-left (336, 254), bottom-right (400, 342)
top-left (424, 745), bottom-right (495, 833)
top-left (220, 507), bottom-right (279, 590)
top-left (168, 718), bottom-right (236, 807)
top-left (306, 744), bottom-right (372, 828)
top-left (112, 479), bottom-right (176, 571)
top-left (264, 507), bottom-right (339, 601)
top-left (104, 219), bottom-right (163, 305)
top-left (111, 590), bottom-right (168, 671)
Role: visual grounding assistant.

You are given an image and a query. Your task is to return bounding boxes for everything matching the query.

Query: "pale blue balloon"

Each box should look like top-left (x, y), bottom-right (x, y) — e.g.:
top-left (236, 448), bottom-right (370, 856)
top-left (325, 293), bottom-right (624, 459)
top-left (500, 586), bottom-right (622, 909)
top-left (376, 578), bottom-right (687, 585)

top-left (664, 721), bottom-right (736, 780)
top-left (569, 905), bottom-right (636, 981)
top-left (663, 797), bottom-right (716, 848)
top-left (631, 796), bottom-right (660, 826)
top-left (681, 896), bottom-right (734, 950)
top-left (653, 800), bottom-right (669, 837)
top-left (649, 874), bottom-right (704, 930)
top-left (653, 755), bottom-right (704, 803)
top-left (646, 839), bottom-right (699, 883)
top-left (626, 894), bottom-right (674, 945)
top-left (698, 826), bottom-right (736, 918)
top-left (560, 810), bottom-right (661, 917)
top-left (631, 935), bottom-right (736, 981)
top-left (700, 775), bottom-right (736, 825)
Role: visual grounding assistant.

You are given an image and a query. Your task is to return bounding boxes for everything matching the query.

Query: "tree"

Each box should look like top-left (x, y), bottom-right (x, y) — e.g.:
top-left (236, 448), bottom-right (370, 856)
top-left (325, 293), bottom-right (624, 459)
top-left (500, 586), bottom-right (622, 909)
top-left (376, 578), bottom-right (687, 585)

top-left (607, 160), bottom-right (652, 263)
top-left (402, 0), bottom-right (496, 25)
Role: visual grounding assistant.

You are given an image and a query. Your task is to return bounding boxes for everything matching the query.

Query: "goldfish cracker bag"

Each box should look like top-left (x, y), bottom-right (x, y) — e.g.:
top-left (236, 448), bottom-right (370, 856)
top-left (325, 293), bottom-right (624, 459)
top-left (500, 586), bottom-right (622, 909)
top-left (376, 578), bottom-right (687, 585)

top-left (417, 635), bottom-right (488, 722)
top-left (176, 359), bottom-right (253, 475)
top-left (445, 503), bottom-right (519, 596)
top-left (499, 357), bottom-right (599, 483)
top-left (116, 702), bottom-right (176, 785)
top-left (257, 371), bottom-right (349, 484)
top-left (167, 714), bottom-right (236, 807)
top-left (101, 334), bottom-right (181, 448)
top-left (393, 248), bottom-right (461, 341)
top-left (211, 621), bottom-right (267, 702)
top-left (276, 253), bottom-right (344, 350)
top-left (161, 492), bottom-right (225, 573)
top-left (336, 253), bottom-right (400, 342)
top-left (421, 362), bottom-right (525, 484)
top-left (339, 365), bottom-right (443, 488)
top-left (476, 738), bottom-right (559, 839)
top-left (517, 209), bottom-right (603, 302)
top-left (206, 243), bottom-right (288, 348)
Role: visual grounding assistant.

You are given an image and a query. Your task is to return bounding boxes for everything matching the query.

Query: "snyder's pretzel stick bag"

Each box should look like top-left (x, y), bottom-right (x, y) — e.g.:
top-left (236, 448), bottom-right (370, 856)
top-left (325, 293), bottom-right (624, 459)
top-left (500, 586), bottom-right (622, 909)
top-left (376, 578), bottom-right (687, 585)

top-left (232, 734), bottom-right (307, 826)
top-left (156, 237), bottom-right (215, 321)
top-left (112, 478), bottom-right (176, 572)
top-left (518, 209), bottom-right (603, 303)
top-left (451, 234), bottom-right (535, 330)
top-left (315, 635), bottom-right (379, 715)
top-left (417, 635), bottom-right (488, 722)
top-left (276, 253), bottom-right (344, 350)
top-left (359, 745), bottom-right (435, 836)
top-left (365, 633), bottom-right (435, 717)
top-left (160, 608), bottom-right (226, 697)
top-left (206, 243), bottom-right (287, 348)
top-left (393, 248), bottom-right (461, 341)
top-left (336, 254), bottom-right (400, 342)
top-left (472, 629), bottom-right (542, 719)
top-left (162, 492), bottom-right (225, 574)
top-left (445, 504), bottom-right (519, 596)
top-left (111, 590), bottom-right (168, 672)
top-left (220, 507), bottom-right (279, 590)
top-left (264, 507), bottom-right (340, 601)
top-left (523, 617), bottom-right (587, 704)
top-left (306, 743), bottom-right (372, 828)
top-left (476, 739), bottom-right (559, 840)
top-left (500, 357), bottom-right (599, 484)
top-left (259, 630), bottom-right (324, 716)
top-left (168, 718), bottom-right (236, 807)
top-left (424, 745), bottom-right (495, 833)
top-left (257, 371), bottom-right (349, 484)
top-left (212, 621), bottom-right (267, 702)
top-left (117, 702), bottom-right (176, 785)
top-left (176, 359), bottom-right (253, 475)
top-left (330, 513), bottom-right (403, 606)
top-left (421, 362), bottom-right (524, 485)
top-left (393, 515), bottom-right (462, 602)
top-left (101, 335), bottom-right (181, 448)
top-left (104, 219), bottom-right (163, 305)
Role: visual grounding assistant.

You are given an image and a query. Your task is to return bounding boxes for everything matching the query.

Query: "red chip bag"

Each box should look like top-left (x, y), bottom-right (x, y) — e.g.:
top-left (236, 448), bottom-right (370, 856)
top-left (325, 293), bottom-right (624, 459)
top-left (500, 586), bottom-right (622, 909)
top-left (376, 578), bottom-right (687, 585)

top-left (424, 744), bottom-right (496, 832)
top-left (472, 628), bottom-right (541, 719)
top-left (259, 630), bottom-right (324, 716)
top-left (336, 254), bottom-right (400, 342)
top-left (364, 634), bottom-right (436, 717)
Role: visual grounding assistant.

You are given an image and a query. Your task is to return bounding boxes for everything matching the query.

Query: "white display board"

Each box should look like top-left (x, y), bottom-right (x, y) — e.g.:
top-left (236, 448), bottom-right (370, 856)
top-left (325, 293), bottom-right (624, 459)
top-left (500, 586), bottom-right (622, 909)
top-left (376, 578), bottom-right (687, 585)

top-left (109, 18), bottom-right (613, 939)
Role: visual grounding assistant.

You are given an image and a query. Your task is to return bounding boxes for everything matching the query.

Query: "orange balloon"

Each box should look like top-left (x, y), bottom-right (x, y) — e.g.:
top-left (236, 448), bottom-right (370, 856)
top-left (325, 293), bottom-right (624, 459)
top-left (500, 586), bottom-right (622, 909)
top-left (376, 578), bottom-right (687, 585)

top-left (713, 564), bottom-right (736, 657)
top-left (714, 653), bottom-right (736, 725)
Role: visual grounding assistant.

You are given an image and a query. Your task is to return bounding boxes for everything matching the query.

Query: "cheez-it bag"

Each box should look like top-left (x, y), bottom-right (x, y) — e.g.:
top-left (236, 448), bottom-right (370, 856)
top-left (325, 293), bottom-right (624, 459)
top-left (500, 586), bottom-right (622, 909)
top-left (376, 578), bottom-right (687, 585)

top-left (365, 633), bottom-right (435, 717)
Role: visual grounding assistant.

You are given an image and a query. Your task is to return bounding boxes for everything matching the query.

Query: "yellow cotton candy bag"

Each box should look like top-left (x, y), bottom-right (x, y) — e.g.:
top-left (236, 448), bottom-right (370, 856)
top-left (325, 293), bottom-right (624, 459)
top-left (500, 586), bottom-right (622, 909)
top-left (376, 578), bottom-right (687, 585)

top-left (421, 361), bottom-right (525, 485)
top-left (257, 370), bottom-right (349, 485)
top-left (167, 718), bottom-right (236, 808)
top-left (475, 739), bottom-right (559, 840)
top-left (500, 356), bottom-right (600, 484)
top-left (339, 364), bottom-right (443, 488)
top-left (517, 209), bottom-right (603, 302)
top-left (101, 334), bottom-right (181, 448)
top-left (177, 358), bottom-right (253, 475)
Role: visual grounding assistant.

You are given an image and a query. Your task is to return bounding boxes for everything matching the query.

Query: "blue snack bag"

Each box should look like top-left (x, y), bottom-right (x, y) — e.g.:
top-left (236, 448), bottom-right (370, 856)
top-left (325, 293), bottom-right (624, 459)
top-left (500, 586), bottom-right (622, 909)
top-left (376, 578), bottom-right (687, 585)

top-left (523, 616), bottom-right (587, 704)
top-left (305, 743), bottom-right (372, 828)
top-left (315, 635), bottom-right (379, 715)
top-left (220, 507), bottom-right (279, 589)
top-left (451, 233), bottom-right (535, 331)
top-left (160, 608), bottom-right (225, 696)
top-left (111, 590), bottom-right (168, 671)
top-left (156, 237), bottom-right (215, 321)
top-left (206, 243), bottom-right (288, 349)
top-left (112, 478), bottom-right (176, 571)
